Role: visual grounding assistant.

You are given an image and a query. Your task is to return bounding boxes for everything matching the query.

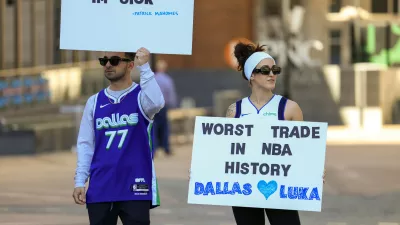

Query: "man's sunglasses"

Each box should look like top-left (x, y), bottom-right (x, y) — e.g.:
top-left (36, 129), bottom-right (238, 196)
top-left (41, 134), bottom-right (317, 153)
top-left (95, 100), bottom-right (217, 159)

top-left (253, 65), bottom-right (281, 75)
top-left (99, 56), bottom-right (132, 66)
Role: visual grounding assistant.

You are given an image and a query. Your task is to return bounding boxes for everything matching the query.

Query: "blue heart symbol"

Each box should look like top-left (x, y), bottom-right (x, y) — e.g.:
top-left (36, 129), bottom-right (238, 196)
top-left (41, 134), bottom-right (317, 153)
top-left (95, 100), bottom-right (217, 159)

top-left (257, 180), bottom-right (278, 200)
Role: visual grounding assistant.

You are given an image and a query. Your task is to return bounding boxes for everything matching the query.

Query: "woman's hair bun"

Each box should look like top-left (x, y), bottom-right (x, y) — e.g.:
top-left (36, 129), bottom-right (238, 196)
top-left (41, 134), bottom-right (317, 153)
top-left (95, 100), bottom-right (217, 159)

top-left (233, 42), bottom-right (266, 80)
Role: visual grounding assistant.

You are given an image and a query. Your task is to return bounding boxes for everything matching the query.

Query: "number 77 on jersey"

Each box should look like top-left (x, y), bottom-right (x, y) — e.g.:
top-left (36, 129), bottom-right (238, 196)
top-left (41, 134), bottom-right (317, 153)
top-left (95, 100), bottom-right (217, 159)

top-left (96, 113), bottom-right (139, 150)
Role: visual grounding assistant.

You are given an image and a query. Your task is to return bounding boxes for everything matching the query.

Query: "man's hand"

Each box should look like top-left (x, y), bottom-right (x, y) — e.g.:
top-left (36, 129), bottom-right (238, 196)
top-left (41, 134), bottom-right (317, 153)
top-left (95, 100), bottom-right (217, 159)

top-left (72, 187), bottom-right (86, 205)
top-left (134, 47), bottom-right (150, 66)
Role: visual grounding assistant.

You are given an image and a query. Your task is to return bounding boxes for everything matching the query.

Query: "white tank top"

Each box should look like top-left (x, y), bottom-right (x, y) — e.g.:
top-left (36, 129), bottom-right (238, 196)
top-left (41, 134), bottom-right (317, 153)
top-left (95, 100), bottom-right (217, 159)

top-left (234, 94), bottom-right (288, 120)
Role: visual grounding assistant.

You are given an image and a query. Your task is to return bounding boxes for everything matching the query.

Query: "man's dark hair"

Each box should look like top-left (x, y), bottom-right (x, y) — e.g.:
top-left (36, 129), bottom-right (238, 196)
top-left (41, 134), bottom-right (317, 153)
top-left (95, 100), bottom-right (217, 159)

top-left (125, 52), bottom-right (136, 60)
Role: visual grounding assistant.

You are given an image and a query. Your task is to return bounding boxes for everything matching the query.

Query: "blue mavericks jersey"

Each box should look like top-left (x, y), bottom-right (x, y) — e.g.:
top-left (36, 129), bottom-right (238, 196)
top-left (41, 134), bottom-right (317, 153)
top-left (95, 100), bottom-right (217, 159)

top-left (86, 84), bottom-right (160, 208)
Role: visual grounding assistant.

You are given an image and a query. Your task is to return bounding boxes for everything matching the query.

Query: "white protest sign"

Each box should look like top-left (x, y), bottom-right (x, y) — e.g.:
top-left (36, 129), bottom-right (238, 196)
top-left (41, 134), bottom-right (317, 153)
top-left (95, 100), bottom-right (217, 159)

top-left (60, 0), bottom-right (194, 55)
top-left (187, 116), bottom-right (328, 212)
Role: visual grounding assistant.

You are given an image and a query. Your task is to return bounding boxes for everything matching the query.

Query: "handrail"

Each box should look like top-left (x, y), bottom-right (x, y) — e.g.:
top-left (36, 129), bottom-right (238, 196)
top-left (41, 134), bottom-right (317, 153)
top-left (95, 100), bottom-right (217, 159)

top-left (168, 107), bottom-right (209, 120)
top-left (0, 60), bottom-right (99, 78)
top-left (7, 107), bottom-right (210, 124)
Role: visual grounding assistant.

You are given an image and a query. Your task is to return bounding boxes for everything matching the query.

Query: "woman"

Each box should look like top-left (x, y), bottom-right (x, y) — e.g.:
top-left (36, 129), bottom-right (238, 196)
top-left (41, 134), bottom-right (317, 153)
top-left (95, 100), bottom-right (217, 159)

top-left (225, 41), bottom-right (320, 225)
top-left (188, 41), bottom-right (325, 224)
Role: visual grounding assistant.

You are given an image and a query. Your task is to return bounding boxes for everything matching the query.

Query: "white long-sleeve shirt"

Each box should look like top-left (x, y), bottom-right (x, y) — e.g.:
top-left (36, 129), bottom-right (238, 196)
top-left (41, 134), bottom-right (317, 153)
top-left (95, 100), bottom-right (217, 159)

top-left (74, 62), bottom-right (165, 188)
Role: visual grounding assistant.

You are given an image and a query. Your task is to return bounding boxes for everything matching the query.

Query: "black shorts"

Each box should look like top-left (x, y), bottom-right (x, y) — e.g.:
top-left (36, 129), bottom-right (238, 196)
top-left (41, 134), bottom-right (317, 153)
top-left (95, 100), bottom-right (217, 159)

top-left (232, 206), bottom-right (301, 225)
top-left (87, 200), bottom-right (151, 225)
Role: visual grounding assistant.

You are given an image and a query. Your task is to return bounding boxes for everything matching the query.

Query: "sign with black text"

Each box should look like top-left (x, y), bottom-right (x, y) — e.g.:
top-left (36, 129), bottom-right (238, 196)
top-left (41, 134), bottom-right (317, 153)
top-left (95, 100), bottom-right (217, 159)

top-left (187, 116), bottom-right (328, 212)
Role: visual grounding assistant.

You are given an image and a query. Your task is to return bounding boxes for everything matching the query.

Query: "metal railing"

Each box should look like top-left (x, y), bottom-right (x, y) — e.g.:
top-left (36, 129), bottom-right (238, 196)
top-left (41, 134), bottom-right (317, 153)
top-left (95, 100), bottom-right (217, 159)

top-left (0, 60), bottom-right (210, 153)
top-left (0, 60), bottom-right (99, 112)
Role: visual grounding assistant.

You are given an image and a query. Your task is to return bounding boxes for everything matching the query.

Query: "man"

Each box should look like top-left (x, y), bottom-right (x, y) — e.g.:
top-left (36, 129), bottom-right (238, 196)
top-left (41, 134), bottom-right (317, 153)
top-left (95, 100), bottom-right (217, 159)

top-left (72, 47), bottom-right (165, 225)
top-left (153, 60), bottom-right (177, 156)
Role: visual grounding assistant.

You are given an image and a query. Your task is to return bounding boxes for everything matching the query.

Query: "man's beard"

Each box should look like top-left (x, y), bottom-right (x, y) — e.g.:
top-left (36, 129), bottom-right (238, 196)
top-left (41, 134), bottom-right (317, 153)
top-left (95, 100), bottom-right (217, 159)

top-left (104, 71), bottom-right (125, 82)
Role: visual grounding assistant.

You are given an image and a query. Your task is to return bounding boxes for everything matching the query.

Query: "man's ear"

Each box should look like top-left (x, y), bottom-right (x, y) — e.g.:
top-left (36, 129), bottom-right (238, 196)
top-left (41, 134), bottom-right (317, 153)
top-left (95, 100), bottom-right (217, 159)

top-left (128, 61), bottom-right (135, 69)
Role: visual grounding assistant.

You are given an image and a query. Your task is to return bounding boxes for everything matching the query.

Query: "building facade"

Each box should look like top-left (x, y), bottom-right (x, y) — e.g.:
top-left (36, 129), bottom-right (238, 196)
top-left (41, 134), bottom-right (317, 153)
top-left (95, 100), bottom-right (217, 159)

top-left (0, 0), bottom-right (254, 70)
top-left (1, 0), bottom-right (400, 126)
top-left (1, 0), bottom-right (400, 70)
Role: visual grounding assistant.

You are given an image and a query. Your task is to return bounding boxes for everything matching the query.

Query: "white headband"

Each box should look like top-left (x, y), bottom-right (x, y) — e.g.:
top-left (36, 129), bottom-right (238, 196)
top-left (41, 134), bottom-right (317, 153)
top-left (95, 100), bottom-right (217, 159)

top-left (243, 52), bottom-right (275, 80)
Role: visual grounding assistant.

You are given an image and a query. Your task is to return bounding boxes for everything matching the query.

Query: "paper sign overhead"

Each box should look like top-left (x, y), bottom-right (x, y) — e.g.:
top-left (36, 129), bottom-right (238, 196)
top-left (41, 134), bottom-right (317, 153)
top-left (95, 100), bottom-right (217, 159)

top-left (60, 0), bottom-right (194, 55)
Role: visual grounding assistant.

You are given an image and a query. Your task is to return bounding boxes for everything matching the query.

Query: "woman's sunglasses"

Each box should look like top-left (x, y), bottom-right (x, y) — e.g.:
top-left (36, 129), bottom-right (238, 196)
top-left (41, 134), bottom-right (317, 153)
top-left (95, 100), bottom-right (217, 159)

top-left (253, 65), bottom-right (281, 75)
top-left (99, 56), bottom-right (132, 66)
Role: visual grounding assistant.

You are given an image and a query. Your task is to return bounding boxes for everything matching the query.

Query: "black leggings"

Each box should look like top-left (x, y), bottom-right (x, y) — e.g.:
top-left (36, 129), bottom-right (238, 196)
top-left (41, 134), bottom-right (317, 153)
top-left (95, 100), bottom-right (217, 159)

top-left (232, 206), bottom-right (301, 225)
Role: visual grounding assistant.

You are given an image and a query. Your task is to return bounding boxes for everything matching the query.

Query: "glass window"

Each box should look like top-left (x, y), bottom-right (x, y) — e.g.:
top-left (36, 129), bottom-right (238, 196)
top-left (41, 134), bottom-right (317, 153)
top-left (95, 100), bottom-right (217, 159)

top-left (329, 0), bottom-right (341, 13)
top-left (371, 0), bottom-right (388, 13)
top-left (330, 30), bottom-right (341, 64)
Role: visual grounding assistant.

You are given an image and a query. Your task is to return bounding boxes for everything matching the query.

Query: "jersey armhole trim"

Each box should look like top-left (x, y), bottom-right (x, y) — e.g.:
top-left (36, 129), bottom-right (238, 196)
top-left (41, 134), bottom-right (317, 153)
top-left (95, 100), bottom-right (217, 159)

top-left (278, 97), bottom-right (288, 120)
top-left (137, 90), bottom-right (154, 123)
top-left (234, 99), bottom-right (242, 118)
top-left (92, 93), bottom-right (99, 118)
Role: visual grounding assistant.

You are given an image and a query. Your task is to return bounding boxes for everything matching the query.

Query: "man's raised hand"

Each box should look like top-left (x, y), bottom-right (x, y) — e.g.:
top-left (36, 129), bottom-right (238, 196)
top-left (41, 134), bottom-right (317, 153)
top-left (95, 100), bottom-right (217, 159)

top-left (134, 47), bottom-right (150, 66)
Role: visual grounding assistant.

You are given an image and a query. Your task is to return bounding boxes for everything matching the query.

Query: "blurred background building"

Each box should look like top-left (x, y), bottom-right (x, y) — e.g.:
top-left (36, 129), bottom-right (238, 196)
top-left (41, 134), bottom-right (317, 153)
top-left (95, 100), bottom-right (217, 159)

top-left (0, 0), bottom-right (400, 154)
top-left (1, 2), bottom-right (400, 225)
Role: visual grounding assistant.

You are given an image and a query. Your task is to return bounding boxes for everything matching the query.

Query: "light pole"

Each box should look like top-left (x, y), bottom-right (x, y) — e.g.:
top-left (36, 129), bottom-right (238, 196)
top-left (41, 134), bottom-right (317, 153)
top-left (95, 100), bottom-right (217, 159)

top-left (281, 0), bottom-right (292, 99)
top-left (150, 54), bottom-right (157, 71)
top-left (281, 1), bottom-right (304, 100)
top-left (282, 34), bottom-right (292, 100)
